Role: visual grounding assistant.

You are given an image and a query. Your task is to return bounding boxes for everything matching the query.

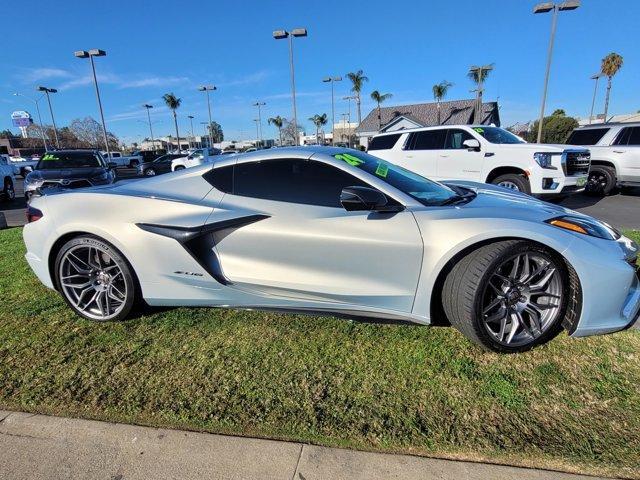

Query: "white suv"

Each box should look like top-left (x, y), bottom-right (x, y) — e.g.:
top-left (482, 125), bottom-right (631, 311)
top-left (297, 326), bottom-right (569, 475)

top-left (566, 122), bottom-right (640, 196)
top-left (171, 147), bottom-right (221, 171)
top-left (367, 125), bottom-right (590, 197)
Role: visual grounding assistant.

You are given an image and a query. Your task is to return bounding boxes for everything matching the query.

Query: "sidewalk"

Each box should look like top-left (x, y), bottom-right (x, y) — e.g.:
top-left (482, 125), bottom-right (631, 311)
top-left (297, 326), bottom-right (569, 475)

top-left (0, 410), bottom-right (607, 480)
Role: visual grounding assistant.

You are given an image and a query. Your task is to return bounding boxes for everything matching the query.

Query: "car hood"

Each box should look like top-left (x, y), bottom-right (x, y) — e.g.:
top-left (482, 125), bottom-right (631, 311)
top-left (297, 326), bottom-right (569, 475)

top-left (431, 180), bottom-right (589, 223)
top-left (27, 167), bottom-right (106, 181)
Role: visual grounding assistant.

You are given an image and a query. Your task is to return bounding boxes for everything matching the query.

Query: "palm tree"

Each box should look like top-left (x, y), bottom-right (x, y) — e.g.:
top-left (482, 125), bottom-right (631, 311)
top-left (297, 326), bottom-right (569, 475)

top-left (601, 52), bottom-right (624, 123)
top-left (162, 93), bottom-right (181, 152)
top-left (467, 64), bottom-right (494, 123)
top-left (346, 70), bottom-right (369, 125)
top-left (309, 114), bottom-right (328, 144)
top-left (370, 90), bottom-right (393, 130)
top-left (432, 81), bottom-right (453, 125)
top-left (268, 115), bottom-right (285, 146)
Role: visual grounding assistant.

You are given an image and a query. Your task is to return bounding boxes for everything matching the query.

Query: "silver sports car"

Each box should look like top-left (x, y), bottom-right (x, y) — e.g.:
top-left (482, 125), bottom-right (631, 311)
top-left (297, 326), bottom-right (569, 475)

top-left (23, 147), bottom-right (640, 352)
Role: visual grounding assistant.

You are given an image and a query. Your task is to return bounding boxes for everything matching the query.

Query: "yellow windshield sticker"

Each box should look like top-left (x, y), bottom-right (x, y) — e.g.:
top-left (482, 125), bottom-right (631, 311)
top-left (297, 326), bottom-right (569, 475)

top-left (42, 153), bottom-right (59, 161)
top-left (375, 162), bottom-right (389, 177)
top-left (334, 153), bottom-right (364, 167)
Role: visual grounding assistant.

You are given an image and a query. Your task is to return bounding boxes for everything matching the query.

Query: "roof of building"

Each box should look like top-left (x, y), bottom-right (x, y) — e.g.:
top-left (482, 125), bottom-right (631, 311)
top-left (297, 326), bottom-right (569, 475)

top-left (355, 98), bottom-right (500, 134)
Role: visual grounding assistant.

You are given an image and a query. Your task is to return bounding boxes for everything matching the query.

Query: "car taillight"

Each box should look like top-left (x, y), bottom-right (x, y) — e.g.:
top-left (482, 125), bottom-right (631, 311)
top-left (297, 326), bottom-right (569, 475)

top-left (26, 205), bottom-right (43, 223)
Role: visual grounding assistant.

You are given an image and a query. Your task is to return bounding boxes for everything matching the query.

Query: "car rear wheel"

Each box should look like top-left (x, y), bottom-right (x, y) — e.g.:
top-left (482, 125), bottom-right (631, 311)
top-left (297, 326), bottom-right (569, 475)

top-left (144, 168), bottom-right (156, 176)
top-left (54, 236), bottom-right (139, 322)
top-left (442, 240), bottom-right (569, 353)
top-left (2, 178), bottom-right (15, 202)
top-left (491, 173), bottom-right (531, 194)
top-left (174, 165), bottom-right (185, 171)
top-left (585, 165), bottom-right (616, 196)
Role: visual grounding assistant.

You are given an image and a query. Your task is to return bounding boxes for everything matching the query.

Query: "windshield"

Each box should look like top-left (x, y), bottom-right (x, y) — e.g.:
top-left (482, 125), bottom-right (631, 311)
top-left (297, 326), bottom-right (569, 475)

top-left (332, 151), bottom-right (458, 206)
top-left (36, 152), bottom-right (103, 170)
top-left (472, 126), bottom-right (526, 144)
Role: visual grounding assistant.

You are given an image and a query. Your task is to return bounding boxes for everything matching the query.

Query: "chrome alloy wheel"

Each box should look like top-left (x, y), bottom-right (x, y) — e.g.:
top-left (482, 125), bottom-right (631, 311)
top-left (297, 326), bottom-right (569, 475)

top-left (58, 245), bottom-right (127, 321)
top-left (481, 252), bottom-right (563, 347)
top-left (497, 180), bottom-right (520, 191)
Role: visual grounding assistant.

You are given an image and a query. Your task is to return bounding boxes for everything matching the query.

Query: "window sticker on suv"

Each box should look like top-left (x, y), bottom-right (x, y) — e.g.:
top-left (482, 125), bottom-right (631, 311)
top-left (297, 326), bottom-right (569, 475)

top-left (334, 153), bottom-right (364, 167)
top-left (375, 163), bottom-right (389, 178)
top-left (42, 153), bottom-right (60, 161)
top-left (473, 127), bottom-right (484, 133)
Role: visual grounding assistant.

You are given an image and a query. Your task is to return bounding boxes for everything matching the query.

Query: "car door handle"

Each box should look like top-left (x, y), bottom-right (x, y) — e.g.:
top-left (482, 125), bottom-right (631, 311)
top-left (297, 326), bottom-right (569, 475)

top-left (439, 154), bottom-right (450, 158)
top-left (613, 150), bottom-right (626, 154)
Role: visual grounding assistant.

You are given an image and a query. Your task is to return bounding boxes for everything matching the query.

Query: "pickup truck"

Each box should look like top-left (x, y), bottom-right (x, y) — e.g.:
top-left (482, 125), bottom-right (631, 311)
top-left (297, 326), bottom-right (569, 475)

top-left (171, 147), bottom-right (221, 171)
top-left (0, 154), bottom-right (16, 202)
top-left (102, 151), bottom-right (143, 168)
top-left (9, 156), bottom-right (39, 177)
top-left (367, 125), bottom-right (590, 197)
top-left (565, 122), bottom-right (640, 196)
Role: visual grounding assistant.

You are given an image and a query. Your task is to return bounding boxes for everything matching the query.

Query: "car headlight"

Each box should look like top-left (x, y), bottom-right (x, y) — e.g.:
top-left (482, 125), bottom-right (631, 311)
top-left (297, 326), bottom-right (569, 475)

top-left (545, 215), bottom-right (620, 240)
top-left (534, 152), bottom-right (557, 169)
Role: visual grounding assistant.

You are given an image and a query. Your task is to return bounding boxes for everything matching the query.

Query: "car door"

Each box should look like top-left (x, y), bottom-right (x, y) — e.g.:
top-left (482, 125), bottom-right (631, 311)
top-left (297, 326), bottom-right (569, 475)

top-left (436, 128), bottom-right (484, 181)
top-left (210, 158), bottom-right (424, 313)
top-left (612, 126), bottom-right (640, 181)
top-left (397, 129), bottom-right (446, 180)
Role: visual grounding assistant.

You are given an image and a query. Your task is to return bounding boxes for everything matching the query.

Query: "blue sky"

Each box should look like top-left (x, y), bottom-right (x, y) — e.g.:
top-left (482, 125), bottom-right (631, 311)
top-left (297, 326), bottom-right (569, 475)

top-left (1, 0), bottom-right (638, 143)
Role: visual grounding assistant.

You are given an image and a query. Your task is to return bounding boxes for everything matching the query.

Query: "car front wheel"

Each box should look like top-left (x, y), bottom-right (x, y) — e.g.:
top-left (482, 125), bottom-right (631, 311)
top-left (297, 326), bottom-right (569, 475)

top-left (491, 173), bottom-right (531, 194)
top-left (174, 165), bottom-right (185, 171)
top-left (442, 240), bottom-right (570, 353)
top-left (54, 235), bottom-right (139, 322)
top-left (144, 168), bottom-right (156, 176)
top-left (585, 165), bottom-right (616, 196)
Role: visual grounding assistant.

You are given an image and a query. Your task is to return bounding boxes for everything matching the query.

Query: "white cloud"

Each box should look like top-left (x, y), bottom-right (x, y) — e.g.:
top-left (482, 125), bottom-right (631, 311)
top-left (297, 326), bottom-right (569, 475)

top-left (119, 76), bottom-right (190, 89)
top-left (217, 70), bottom-right (271, 87)
top-left (22, 67), bottom-right (73, 83)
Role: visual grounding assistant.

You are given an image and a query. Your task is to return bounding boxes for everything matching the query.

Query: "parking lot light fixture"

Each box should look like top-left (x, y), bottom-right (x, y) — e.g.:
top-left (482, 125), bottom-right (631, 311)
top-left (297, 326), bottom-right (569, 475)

top-left (37, 86), bottom-right (60, 149)
top-left (252, 102), bottom-right (266, 147)
top-left (142, 104), bottom-right (156, 151)
top-left (323, 76), bottom-right (342, 145)
top-left (533, 1), bottom-right (580, 143)
top-left (14, 92), bottom-right (48, 151)
top-left (589, 73), bottom-right (604, 124)
top-left (187, 115), bottom-right (195, 148)
top-left (74, 48), bottom-right (111, 158)
top-left (198, 85), bottom-right (217, 147)
top-left (273, 27), bottom-right (307, 145)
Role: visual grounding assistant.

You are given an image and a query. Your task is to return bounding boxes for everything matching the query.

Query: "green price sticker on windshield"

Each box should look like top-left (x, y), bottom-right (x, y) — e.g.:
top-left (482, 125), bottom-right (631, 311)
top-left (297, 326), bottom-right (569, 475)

top-left (473, 127), bottom-right (484, 134)
top-left (42, 153), bottom-right (58, 161)
top-left (334, 153), bottom-right (364, 167)
top-left (375, 162), bottom-right (389, 178)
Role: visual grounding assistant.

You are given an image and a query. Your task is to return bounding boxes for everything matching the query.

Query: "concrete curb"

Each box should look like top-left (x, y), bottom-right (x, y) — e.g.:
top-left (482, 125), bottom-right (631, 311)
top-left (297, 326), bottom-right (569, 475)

top-left (0, 410), bottom-right (606, 480)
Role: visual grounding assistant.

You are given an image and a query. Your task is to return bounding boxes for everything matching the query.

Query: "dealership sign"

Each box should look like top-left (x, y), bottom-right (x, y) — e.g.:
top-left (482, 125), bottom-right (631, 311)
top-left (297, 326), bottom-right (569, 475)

top-left (11, 111), bottom-right (32, 127)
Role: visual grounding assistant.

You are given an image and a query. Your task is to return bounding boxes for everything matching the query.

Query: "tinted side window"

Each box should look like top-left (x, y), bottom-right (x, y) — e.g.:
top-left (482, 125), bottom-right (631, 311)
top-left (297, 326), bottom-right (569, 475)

top-left (566, 128), bottom-right (609, 146)
top-left (613, 128), bottom-right (632, 146)
top-left (203, 165), bottom-right (233, 193)
top-left (408, 130), bottom-right (446, 150)
top-left (368, 134), bottom-right (401, 150)
top-left (444, 129), bottom-right (474, 149)
top-left (627, 127), bottom-right (640, 146)
top-left (233, 159), bottom-right (369, 208)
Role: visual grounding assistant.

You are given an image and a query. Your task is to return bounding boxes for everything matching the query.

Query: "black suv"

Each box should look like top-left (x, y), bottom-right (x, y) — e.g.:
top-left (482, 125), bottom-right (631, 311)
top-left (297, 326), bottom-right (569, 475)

top-left (23, 150), bottom-right (116, 199)
top-left (136, 153), bottom-right (184, 176)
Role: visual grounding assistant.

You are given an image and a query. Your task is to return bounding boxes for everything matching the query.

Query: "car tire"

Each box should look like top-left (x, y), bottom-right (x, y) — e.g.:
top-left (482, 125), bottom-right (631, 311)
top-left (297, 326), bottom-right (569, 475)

top-left (585, 165), bottom-right (616, 196)
top-left (54, 235), bottom-right (139, 322)
top-left (491, 173), bottom-right (531, 194)
top-left (442, 240), bottom-right (569, 353)
top-left (129, 160), bottom-right (139, 168)
top-left (174, 165), bottom-right (185, 171)
top-left (144, 168), bottom-right (156, 176)
top-left (2, 178), bottom-right (15, 202)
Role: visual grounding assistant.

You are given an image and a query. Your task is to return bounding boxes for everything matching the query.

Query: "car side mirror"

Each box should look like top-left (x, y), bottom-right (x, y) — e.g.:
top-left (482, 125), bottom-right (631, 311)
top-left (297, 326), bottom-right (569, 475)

top-left (24, 165), bottom-right (33, 173)
top-left (108, 162), bottom-right (118, 169)
top-left (340, 186), bottom-right (402, 212)
top-left (463, 139), bottom-right (481, 151)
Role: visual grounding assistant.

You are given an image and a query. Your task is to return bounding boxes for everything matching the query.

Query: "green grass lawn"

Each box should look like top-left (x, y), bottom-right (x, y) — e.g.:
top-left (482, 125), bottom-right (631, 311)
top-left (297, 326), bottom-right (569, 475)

top-left (1, 227), bottom-right (639, 478)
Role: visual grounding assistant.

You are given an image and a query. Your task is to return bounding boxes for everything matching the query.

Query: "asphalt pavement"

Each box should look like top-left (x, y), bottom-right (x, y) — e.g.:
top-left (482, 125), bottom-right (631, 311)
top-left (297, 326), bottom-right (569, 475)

top-left (2, 174), bottom-right (639, 229)
top-left (0, 410), bottom-right (606, 480)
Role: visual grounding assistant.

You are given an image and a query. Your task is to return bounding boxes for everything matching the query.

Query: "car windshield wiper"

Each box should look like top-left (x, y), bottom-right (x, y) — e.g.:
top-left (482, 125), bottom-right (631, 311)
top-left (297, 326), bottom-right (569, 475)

top-left (438, 191), bottom-right (475, 206)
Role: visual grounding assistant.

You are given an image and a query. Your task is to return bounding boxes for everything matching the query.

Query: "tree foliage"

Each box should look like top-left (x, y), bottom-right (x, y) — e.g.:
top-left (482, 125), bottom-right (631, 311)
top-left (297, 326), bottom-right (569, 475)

top-left (207, 121), bottom-right (224, 143)
top-left (527, 110), bottom-right (578, 144)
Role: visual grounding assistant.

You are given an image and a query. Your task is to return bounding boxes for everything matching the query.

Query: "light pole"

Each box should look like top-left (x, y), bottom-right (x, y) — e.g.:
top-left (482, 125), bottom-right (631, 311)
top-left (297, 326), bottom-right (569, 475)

top-left (343, 95), bottom-right (356, 147)
top-left (533, 1), bottom-right (580, 143)
top-left (589, 72), bottom-right (604, 124)
top-left (14, 92), bottom-right (48, 151)
top-left (142, 104), bottom-right (156, 151)
top-left (253, 119), bottom-right (260, 145)
top-left (273, 28), bottom-right (307, 146)
top-left (200, 122), bottom-right (208, 148)
top-left (252, 101), bottom-right (266, 147)
top-left (74, 49), bottom-right (111, 157)
top-left (187, 115), bottom-right (195, 148)
top-left (323, 76), bottom-right (342, 145)
top-left (36, 86), bottom-right (59, 149)
top-left (198, 85), bottom-right (217, 147)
